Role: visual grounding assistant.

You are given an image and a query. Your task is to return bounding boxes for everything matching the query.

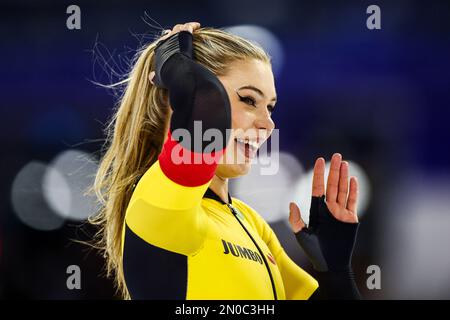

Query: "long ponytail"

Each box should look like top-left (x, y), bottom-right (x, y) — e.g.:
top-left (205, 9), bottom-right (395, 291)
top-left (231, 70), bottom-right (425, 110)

top-left (88, 40), bottom-right (169, 299)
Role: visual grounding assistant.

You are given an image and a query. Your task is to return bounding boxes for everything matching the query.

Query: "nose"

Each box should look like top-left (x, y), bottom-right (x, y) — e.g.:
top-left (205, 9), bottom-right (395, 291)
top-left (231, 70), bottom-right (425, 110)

top-left (254, 110), bottom-right (275, 138)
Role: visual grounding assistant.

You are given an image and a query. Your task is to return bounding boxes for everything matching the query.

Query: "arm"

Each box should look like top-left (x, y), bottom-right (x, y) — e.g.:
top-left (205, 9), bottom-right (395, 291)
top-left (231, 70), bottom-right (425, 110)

top-left (242, 202), bottom-right (318, 299)
top-left (277, 250), bottom-right (319, 299)
top-left (289, 154), bottom-right (361, 300)
top-left (125, 27), bottom-right (231, 256)
top-left (252, 204), bottom-right (358, 300)
top-left (295, 196), bottom-right (360, 300)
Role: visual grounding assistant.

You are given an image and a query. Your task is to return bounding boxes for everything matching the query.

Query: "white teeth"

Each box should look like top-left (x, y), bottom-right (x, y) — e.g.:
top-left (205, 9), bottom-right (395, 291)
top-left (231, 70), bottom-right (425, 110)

top-left (235, 138), bottom-right (258, 150)
top-left (248, 141), bottom-right (258, 149)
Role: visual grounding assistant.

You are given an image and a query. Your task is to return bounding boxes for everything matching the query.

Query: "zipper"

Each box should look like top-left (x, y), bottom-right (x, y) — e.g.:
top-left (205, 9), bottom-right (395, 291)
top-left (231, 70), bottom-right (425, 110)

top-left (226, 203), bottom-right (278, 300)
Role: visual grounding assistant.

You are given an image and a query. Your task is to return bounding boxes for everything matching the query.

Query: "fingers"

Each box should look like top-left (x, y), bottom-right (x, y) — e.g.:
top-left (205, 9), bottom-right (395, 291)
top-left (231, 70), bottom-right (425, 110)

top-left (337, 161), bottom-right (349, 205)
top-left (153, 22), bottom-right (201, 83)
top-left (326, 153), bottom-right (342, 203)
top-left (162, 22), bottom-right (201, 41)
top-left (148, 71), bottom-right (155, 85)
top-left (347, 176), bottom-right (358, 215)
top-left (312, 157), bottom-right (325, 197)
top-left (289, 202), bottom-right (305, 233)
top-left (186, 22), bottom-right (201, 32)
top-left (309, 153), bottom-right (359, 223)
top-left (178, 22), bottom-right (201, 32)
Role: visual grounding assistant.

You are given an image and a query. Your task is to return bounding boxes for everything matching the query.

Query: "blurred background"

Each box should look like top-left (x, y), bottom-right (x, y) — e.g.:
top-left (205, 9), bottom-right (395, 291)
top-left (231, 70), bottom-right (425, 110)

top-left (1, 0), bottom-right (449, 299)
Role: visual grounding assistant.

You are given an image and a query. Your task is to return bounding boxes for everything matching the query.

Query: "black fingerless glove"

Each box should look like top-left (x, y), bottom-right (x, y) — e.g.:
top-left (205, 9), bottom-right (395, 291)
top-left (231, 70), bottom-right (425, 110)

top-left (295, 195), bottom-right (361, 299)
top-left (153, 31), bottom-right (194, 89)
top-left (150, 30), bottom-right (231, 154)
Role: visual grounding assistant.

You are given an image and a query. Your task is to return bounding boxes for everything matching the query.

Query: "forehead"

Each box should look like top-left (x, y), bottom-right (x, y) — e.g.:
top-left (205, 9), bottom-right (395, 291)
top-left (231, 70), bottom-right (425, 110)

top-left (222, 59), bottom-right (276, 97)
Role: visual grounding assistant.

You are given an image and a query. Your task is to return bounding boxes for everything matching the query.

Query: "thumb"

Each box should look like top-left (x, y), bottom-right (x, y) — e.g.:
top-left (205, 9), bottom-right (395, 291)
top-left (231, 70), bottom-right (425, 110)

top-left (289, 202), bottom-right (306, 233)
top-left (149, 71), bottom-right (155, 85)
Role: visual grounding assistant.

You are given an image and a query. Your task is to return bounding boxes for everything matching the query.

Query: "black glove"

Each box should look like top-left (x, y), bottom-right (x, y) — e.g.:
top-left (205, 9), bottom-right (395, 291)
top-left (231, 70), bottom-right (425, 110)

top-left (295, 195), bottom-right (361, 299)
top-left (150, 30), bottom-right (231, 154)
top-left (152, 31), bottom-right (194, 89)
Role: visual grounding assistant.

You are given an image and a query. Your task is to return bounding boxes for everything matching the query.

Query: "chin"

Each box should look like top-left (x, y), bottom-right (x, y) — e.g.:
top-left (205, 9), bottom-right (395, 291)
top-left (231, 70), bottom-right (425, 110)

top-left (217, 162), bottom-right (252, 179)
top-left (234, 162), bottom-right (251, 176)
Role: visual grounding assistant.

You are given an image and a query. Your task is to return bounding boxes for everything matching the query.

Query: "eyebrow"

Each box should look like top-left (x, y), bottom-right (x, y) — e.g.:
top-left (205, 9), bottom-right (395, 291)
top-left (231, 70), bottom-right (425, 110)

top-left (238, 85), bottom-right (277, 102)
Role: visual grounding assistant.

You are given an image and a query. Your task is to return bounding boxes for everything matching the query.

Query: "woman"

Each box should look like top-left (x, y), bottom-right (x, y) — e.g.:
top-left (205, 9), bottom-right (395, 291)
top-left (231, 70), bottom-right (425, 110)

top-left (91, 22), bottom-right (361, 300)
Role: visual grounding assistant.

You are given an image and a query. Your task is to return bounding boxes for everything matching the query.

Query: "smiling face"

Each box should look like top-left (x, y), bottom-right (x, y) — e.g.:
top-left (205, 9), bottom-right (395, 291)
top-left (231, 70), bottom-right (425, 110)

top-left (216, 58), bottom-right (277, 179)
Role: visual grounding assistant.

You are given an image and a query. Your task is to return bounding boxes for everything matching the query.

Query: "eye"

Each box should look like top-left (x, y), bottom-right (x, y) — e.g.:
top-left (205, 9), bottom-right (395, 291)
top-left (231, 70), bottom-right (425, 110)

top-left (237, 93), bottom-right (256, 107)
top-left (237, 92), bottom-right (275, 115)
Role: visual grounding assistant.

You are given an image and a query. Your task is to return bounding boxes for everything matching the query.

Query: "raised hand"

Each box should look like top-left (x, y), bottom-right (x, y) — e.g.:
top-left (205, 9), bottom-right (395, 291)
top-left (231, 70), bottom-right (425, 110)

top-left (149, 22), bottom-right (201, 85)
top-left (289, 153), bottom-right (359, 272)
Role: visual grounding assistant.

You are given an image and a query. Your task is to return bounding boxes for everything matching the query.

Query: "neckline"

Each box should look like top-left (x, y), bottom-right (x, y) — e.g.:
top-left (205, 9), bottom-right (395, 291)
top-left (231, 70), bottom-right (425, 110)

top-left (203, 187), bottom-right (232, 205)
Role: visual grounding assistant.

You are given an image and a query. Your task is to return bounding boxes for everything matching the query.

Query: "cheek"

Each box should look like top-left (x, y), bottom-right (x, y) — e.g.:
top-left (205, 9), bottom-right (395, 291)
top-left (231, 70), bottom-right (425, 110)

top-left (230, 103), bottom-right (252, 131)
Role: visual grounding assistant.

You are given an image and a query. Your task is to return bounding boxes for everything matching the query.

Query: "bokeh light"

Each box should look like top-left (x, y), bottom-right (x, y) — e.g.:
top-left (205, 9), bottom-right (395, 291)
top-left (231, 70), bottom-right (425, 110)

top-left (43, 149), bottom-right (100, 221)
top-left (230, 151), bottom-right (303, 223)
top-left (11, 161), bottom-right (66, 231)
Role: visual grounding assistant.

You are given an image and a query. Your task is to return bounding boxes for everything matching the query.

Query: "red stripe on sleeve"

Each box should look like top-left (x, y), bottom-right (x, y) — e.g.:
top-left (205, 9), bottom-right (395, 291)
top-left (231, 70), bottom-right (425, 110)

top-left (158, 131), bottom-right (226, 187)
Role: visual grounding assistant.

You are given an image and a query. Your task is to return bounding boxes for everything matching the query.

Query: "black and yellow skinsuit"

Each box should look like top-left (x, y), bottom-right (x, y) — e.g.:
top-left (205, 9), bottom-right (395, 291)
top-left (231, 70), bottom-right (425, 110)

top-left (121, 31), bottom-right (318, 300)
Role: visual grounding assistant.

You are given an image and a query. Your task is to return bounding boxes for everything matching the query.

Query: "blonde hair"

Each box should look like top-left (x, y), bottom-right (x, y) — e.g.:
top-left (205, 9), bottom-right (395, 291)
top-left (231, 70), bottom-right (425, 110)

top-left (88, 27), bottom-right (271, 299)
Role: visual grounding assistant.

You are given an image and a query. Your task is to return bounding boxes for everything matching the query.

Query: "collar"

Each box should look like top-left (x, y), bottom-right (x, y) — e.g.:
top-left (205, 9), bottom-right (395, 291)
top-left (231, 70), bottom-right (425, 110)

top-left (203, 187), bottom-right (232, 205)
